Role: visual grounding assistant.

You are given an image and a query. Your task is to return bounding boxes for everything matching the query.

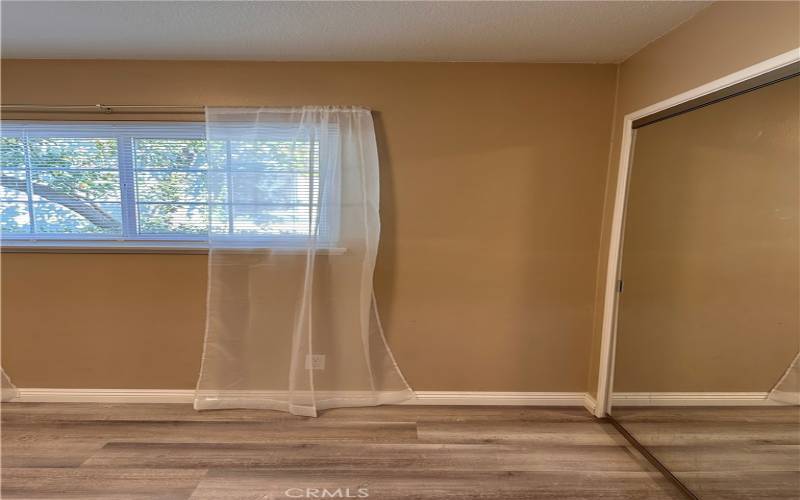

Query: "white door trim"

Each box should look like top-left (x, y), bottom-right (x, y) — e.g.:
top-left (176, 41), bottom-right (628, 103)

top-left (594, 47), bottom-right (800, 418)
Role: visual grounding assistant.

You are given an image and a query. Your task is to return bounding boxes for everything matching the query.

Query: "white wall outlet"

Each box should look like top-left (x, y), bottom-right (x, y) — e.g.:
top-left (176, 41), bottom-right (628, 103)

top-left (305, 354), bottom-right (326, 370)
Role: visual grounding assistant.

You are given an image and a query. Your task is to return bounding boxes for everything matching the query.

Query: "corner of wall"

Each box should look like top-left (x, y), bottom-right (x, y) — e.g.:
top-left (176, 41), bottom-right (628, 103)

top-left (586, 62), bottom-right (621, 398)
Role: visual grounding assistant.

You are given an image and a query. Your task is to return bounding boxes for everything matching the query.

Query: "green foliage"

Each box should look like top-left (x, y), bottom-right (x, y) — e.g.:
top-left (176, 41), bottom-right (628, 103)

top-left (135, 139), bottom-right (212, 234)
top-left (0, 137), bottom-right (24, 169)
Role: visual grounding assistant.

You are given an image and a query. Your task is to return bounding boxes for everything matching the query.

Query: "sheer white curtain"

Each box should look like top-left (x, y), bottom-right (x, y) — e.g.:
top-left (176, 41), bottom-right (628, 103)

top-left (194, 107), bottom-right (413, 417)
top-left (769, 352), bottom-right (800, 404)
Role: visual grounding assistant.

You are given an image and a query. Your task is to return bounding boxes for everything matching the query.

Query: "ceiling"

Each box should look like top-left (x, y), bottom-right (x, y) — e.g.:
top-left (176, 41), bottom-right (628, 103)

top-left (0, 1), bottom-right (711, 63)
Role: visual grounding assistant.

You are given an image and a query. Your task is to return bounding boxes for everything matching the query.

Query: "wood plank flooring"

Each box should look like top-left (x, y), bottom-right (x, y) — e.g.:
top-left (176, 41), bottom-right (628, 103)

top-left (612, 406), bottom-right (800, 500)
top-left (1, 403), bottom-right (684, 499)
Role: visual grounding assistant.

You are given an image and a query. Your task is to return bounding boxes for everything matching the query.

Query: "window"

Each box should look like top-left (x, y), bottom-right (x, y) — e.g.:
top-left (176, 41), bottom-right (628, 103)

top-left (0, 121), bottom-right (333, 248)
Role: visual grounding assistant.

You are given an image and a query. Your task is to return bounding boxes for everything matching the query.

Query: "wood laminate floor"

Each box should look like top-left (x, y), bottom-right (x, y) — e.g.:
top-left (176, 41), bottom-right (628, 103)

top-left (0, 403), bottom-right (685, 499)
top-left (612, 406), bottom-right (800, 500)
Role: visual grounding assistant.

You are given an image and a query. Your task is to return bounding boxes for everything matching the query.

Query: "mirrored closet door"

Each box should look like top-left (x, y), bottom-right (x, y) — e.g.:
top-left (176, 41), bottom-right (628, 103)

top-left (610, 70), bottom-right (800, 499)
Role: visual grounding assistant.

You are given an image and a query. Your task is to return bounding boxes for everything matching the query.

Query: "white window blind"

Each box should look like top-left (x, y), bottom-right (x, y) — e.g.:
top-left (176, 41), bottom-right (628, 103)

top-left (0, 121), bottom-right (332, 248)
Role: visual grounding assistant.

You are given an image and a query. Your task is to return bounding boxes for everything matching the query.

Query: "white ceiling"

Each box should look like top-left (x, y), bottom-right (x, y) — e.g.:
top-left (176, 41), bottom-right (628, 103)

top-left (0, 1), bottom-right (711, 63)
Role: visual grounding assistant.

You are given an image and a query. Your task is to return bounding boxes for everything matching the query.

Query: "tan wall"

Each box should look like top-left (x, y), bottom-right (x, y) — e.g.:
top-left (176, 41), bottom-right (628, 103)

top-left (587, 1), bottom-right (800, 396)
top-left (614, 76), bottom-right (799, 392)
top-left (1, 60), bottom-right (617, 390)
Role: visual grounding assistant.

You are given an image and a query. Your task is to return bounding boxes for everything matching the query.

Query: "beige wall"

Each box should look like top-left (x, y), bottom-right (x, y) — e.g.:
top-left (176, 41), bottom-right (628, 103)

top-left (614, 76), bottom-right (799, 392)
top-left (1, 61), bottom-right (617, 390)
top-left (4, 2), bottom-right (795, 394)
top-left (587, 1), bottom-right (800, 396)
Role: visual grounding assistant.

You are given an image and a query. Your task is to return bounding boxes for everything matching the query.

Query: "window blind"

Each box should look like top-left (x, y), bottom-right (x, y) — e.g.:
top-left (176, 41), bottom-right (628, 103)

top-left (0, 121), bottom-right (331, 247)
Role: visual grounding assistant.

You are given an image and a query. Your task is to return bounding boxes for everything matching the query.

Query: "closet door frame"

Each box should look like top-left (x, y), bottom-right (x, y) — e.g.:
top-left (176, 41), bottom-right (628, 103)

top-left (593, 47), bottom-right (800, 418)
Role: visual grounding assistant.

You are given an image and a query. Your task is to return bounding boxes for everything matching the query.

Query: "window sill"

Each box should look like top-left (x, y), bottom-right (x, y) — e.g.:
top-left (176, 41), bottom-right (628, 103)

top-left (0, 240), bottom-right (347, 255)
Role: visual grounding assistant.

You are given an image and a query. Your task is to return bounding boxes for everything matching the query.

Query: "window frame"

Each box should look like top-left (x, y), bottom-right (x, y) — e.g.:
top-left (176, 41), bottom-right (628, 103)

top-left (0, 121), bottom-right (342, 252)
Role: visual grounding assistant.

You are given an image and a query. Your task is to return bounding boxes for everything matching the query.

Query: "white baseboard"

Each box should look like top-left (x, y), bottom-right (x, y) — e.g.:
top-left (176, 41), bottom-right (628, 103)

top-left (13, 388), bottom-right (195, 403)
top-left (9, 388), bottom-right (589, 407)
top-left (11, 390), bottom-right (789, 408)
top-left (612, 392), bottom-right (783, 406)
top-left (406, 391), bottom-right (587, 406)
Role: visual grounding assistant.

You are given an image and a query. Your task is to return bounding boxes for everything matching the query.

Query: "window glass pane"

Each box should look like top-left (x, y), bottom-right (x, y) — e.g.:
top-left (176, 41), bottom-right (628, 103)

top-left (0, 123), bottom-right (334, 245)
top-left (137, 203), bottom-right (208, 235)
top-left (201, 140), bottom-right (228, 170)
top-left (29, 138), bottom-right (117, 169)
top-left (225, 139), bottom-right (318, 238)
top-left (1, 140), bottom-right (29, 234)
top-left (0, 170), bottom-right (29, 201)
top-left (230, 171), bottom-right (312, 205)
top-left (209, 204), bottom-right (230, 234)
top-left (134, 139), bottom-right (211, 170)
top-left (0, 137), bottom-right (25, 169)
top-left (232, 205), bottom-right (312, 235)
top-left (207, 171), bottom-right (229, 204)
top-left (135, 171), bottom-right (209, 202)
top-left (229, 140), bottom-right (311, 171)
top-left (133, 138), bottom-right (226, 236)
top-left (31, 170), bottom-right (121, 202)
top-left (23, 137), bottom-right (123, 234)
top-left (33, 201), bottom-right (122, 234)
top-left (0, 202), bottom-right (30, 233)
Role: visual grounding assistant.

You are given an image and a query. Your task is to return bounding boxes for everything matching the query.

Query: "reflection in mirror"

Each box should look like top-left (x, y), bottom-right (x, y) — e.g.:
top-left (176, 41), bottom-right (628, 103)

top-left (611, 74), bottom-right (800, 499)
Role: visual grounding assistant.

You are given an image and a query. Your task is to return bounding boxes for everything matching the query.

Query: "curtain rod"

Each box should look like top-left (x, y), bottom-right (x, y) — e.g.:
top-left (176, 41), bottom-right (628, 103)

top-left (0, 104), bottom-right (205, 114)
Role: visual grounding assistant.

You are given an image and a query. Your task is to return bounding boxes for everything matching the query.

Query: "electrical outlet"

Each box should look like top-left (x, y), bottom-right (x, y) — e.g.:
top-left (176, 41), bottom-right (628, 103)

top-left (305, 354), bottom-right (326, 370)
